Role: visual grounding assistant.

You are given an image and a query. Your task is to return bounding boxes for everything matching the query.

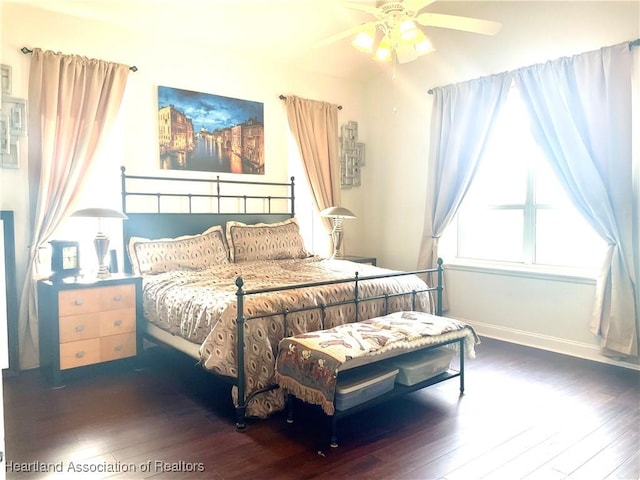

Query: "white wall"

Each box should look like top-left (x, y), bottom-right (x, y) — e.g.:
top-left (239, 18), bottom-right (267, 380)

top-left (0, 2), bottom-right (369, 306)
top-left (364, 1), bottom-right (640, 368)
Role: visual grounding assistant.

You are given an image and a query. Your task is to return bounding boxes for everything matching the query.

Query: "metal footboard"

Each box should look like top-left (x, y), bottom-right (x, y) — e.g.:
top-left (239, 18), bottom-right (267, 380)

top-left (233, 259), bottom-right (445, 430)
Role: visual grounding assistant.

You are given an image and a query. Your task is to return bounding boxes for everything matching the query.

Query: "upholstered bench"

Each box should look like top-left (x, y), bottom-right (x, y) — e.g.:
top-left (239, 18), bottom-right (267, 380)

top-left (275, 311), bottom-right (478, 447)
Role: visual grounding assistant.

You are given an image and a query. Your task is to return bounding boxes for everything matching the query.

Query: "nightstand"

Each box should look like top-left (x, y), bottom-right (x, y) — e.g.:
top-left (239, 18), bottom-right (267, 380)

top-left (341, 255), bottom-right (377, 266)
top-left (38, 274), bottom-right (142, 386)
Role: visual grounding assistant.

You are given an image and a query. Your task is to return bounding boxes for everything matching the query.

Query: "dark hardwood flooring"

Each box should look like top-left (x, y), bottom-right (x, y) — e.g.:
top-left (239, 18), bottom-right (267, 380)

top-left (3, 338), bottom-right (639, 479)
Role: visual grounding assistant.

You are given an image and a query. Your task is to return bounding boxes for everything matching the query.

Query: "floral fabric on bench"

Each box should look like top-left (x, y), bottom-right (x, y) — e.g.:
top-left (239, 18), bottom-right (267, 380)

top-left (275, 311), bottom-right (479, 415)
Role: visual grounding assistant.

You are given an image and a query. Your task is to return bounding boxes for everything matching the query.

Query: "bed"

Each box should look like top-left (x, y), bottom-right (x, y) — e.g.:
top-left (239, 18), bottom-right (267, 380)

top-left (120, 167), bottom-right (443, 429)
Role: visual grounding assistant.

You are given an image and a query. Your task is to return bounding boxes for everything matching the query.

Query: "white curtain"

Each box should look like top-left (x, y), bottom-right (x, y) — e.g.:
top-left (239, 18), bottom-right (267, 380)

top-left (516, 42), bottom-right (638, 358)
top-left (633, 41), bottom-right (640, 359)
top-left (19, 49), bottom-right (130, 369)
top-left (417, 73), bottom-right (512, 286)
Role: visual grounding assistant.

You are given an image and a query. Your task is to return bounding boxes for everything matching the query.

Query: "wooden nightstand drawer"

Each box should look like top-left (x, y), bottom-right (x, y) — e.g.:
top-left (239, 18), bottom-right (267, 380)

top-left (101, 333), bottom-right (136, 362)
top-left (100, 284), bottom-right (135, 311)
top-left (59, 313), bottom-right (100, 343)
top-left (99, 308), bottom-right (136, 336)
top-left (38, 274), bottom-right (142, 386)
top-left (58, 288), bottom-right (102, 316)
top-left (60, 338), bottom-right (101, 369)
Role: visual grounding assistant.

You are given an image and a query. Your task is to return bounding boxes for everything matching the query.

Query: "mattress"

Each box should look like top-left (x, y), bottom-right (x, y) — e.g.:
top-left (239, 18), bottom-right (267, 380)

top-left (384, 346), bottom-right (454, 386)
top-left (335, 364), bottom-right (399, 411)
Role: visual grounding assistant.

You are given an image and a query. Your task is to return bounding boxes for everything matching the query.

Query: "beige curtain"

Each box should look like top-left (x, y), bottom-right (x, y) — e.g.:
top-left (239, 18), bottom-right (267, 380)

top-left (284, 95), bottom-right (340, 232)
top-left (18, 49), bottom-right (130, 369)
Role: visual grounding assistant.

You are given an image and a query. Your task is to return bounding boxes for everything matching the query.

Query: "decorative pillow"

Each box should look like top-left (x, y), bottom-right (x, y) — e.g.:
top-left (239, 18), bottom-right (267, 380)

top-left (226, 218), bottom-right (310, 263)
top-left (128, 225), bottom-right (229, 275)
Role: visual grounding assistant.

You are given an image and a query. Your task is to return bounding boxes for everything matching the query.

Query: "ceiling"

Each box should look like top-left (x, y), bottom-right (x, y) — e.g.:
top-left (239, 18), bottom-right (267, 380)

top-left (8, 0), bottom-right (506, 81)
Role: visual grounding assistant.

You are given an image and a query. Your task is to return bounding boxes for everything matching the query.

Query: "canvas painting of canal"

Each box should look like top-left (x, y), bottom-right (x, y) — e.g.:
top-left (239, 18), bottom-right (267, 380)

top-left (158, 86), bottom-right (265, 174)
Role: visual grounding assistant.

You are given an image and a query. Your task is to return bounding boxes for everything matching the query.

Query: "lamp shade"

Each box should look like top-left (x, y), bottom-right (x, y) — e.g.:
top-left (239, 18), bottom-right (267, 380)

top-left (320, 206), bottom-right (356, 219)
top-left (71, 208), bottom-right (128, 219)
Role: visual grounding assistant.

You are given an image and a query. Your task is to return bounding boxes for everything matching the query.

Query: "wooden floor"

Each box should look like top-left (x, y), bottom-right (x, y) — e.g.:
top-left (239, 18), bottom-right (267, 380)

top-left (4, 338), bottom-right (639, 479)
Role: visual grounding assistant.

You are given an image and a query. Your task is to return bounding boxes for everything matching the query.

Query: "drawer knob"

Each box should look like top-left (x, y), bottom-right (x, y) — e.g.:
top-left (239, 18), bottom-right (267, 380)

top-left (114, 345), bottom-right (123, 351)
top-left (113, 294), bottom-right (123, 302)
top-left (76, 351), bottom-right (85, 358)
top-left (114, 320), bottom-right (123, 327)
top-left (74, 299), bottom-right (84, 306)
top-left (75, 325), bottom-right (84, 332)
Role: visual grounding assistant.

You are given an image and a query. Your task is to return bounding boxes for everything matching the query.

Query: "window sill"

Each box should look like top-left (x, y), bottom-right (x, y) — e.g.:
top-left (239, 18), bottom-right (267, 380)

top-left (442, 258), bottom-right (599, 285)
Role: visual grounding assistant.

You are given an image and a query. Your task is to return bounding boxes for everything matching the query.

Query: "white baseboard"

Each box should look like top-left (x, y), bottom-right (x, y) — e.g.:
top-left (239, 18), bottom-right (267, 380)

top-left (450, 316), bottom-right (640, 371)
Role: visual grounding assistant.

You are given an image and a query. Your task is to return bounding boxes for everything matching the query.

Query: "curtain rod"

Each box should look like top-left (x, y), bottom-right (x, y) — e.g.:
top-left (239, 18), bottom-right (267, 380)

top-left (21, 47), bottom-right (138, 72)
top-left (428, 38), bottom-right (640, 95)
top-left (279, 94), bottom-right (342, 110)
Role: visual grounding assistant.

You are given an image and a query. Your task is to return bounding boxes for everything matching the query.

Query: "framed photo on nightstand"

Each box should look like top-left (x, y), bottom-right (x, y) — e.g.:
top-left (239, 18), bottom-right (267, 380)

top-left (50, 240), bottom-right (81, 281)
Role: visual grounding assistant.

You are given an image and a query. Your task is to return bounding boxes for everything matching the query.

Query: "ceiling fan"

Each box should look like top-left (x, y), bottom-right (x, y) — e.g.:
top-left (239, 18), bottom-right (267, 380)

top-left (318, 0), bottom-right (502, 64)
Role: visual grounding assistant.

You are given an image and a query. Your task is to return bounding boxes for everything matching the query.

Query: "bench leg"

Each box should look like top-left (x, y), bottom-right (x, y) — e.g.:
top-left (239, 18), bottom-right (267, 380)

top-left (286, 392), bottom-right (294, 424)
top-left (459, 338), bottom-right (465, 395)
top-left (330, 416), bottom-right (339, 448)
top-left (235, 405), bottom-right (247, 431)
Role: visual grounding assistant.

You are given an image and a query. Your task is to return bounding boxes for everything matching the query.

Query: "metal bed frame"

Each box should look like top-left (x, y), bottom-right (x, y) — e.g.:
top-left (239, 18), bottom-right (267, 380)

top-left (120, 166), bottom-right (446, 430)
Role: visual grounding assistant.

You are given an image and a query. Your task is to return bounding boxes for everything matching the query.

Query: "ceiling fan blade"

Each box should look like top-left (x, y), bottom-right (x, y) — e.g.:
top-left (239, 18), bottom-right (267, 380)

top-left (402, 0), bottom-right (437, 14)
top-left (340, 2), bottom-right (381, 16)
top-left (313, 22), bottom-right (380, 48)
top-left (416, 12), bottom-right (502, 35)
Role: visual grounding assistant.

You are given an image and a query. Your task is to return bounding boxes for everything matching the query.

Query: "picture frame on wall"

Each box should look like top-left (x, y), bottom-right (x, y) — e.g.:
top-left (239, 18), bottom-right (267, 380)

top-left (0, 114), bottom-right (19, 169)
top-left (0, 116), bottom-right (10, 155)
top-left (339, 121), bottom-right (365, 189)
top-left (157, 86), bottom-right (265, 175)
top-left (4, 97), bottom-right (26, 136)
top-left (1, 65), bottom-right (11, 95)
top-left (0, 97), bottom-right (26, 169)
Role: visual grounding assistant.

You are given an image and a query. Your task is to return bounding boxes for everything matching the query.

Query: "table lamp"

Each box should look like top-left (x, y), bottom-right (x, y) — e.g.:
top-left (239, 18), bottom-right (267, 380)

top-left (71, 207), bottom-right (128, 278)
top-left (320, 206), bottom-right (356, 258)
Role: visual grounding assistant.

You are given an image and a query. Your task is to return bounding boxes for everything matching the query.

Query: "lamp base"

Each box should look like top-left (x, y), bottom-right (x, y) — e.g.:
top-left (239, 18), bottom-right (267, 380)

top-left (330, 229), bottom-right (344, 258)
top-left (96, 266), bottom-right (111, 279)
top-left (94, 233), bottom-right (111, 279)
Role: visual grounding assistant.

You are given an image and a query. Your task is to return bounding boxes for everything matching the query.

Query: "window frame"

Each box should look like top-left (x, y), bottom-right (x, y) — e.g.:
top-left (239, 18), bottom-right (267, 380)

top-left (443, 88), bottom-right (606, 277)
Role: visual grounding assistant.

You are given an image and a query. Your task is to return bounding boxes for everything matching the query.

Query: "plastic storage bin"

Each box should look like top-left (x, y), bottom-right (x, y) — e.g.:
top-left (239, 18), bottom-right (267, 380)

top-left (334, 364), bottom-right (399, 411)
top-left (386, 347), bottom-right (454, 386)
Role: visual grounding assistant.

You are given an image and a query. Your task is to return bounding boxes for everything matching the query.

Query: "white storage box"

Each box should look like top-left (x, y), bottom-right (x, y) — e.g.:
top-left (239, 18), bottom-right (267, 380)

top-left (386, 347), bottom-right (454, 386)
top-left (335, 364), bottom-right (399, 411)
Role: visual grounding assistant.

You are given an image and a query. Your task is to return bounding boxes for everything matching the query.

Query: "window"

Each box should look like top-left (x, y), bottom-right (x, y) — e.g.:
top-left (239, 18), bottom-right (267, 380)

top-left (287, 134), bottom-right (331, 257)
top-left (442, 87), bottom-right (607, 271)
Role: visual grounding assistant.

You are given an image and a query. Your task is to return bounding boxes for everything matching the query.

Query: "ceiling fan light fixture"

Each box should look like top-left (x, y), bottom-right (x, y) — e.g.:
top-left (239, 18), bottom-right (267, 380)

top-left (412, 30), bottom-right (434, 55)
top-left (351, 27), bottom-right (376, 53)
top-left (399, 19), bottom-right (420, 41)
top-left (329, 1), bottom-right (502, 66)
top-left (395, 42), bottom-right (418, 63)
top-left (414, 37), bottom-right (434, 56)
top-left (373, 35), bottom-right (392, 62)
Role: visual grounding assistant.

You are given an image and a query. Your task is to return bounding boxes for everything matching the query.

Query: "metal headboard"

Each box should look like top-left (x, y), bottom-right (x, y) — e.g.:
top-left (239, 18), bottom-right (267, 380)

top-left (120, 166), bottom-right (295, 216)
top-left (120, 166), bottom-right (296, 273)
